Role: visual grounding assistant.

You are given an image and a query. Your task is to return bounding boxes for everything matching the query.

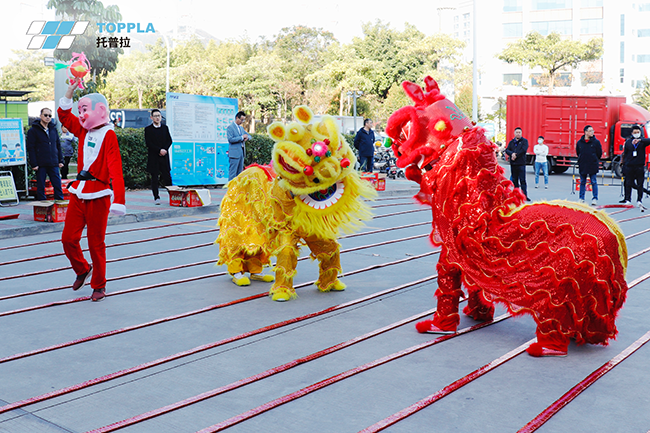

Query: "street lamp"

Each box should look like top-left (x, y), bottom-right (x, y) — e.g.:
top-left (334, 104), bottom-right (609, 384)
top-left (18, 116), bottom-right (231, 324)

top-left (346, 90), bottom-right (363, 132)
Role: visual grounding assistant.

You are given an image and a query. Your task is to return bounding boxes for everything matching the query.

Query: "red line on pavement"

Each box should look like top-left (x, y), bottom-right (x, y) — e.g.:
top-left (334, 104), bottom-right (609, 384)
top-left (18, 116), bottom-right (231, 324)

top-left (195, 315), bottom-right (515, 433)
top-left (517, 330), bottom-right (650, 433)
top-left (0, 275), bottom-right (439, 417)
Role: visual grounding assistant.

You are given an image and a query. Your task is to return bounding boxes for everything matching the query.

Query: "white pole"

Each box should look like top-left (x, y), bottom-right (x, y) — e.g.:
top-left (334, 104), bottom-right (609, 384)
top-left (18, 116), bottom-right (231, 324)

top-left (472, 0), bottom-right (478, 123)
top-left (161, 32), bottom-right (170, 93)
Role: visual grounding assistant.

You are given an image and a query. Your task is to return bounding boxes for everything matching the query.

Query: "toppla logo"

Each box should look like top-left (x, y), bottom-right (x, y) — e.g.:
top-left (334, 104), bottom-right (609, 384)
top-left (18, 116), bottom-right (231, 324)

top-left (26, 21), bottom-right (90, 50)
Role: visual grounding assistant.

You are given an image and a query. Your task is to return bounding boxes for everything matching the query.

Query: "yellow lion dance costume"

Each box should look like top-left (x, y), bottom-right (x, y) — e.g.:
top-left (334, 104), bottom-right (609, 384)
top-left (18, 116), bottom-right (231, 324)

top-left (216, 106), bottom-right (377, 301)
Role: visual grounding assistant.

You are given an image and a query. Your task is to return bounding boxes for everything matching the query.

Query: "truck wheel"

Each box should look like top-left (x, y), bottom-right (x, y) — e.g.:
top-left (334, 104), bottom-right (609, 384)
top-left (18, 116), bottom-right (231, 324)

top-left (613, 161), bottom-right (622, 179)
top-left (552, 166), bottom-right (569, 174)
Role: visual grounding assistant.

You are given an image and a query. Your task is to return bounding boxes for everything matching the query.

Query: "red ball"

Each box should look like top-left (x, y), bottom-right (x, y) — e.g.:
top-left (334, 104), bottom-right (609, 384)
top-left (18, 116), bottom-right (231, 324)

top-left (340, 158), bottom-right (350, 168)
top-left (303, 166), bottom-right (314, 175)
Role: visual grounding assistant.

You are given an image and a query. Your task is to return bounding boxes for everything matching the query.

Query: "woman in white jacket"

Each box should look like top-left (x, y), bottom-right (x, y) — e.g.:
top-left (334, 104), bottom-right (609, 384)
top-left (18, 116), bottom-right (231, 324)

top-left (534, 136), bottom-right (549, 188)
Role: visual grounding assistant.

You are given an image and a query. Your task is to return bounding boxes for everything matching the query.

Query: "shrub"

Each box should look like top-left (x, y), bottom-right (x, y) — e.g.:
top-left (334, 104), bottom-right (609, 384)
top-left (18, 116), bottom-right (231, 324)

top-left (115, 127), bottom-right (149, 189)
top-left (244, 133), bottom-right (275, 166)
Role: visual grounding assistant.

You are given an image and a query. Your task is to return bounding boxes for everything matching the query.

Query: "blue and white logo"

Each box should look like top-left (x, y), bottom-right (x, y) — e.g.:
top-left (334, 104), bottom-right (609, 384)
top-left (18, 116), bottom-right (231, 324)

top-left (26, 21), bottom-right (90, 50)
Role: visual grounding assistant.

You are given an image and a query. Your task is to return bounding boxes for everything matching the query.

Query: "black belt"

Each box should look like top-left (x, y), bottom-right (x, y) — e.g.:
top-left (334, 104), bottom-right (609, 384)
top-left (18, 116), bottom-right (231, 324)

top-left (76, 170), bottom-right (97, 181)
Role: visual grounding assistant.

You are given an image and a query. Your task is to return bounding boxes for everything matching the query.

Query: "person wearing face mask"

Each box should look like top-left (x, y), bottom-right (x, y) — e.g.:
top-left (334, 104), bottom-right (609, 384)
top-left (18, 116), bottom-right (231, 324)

top-left (575, 125), bottom-right (602, 206)
top-left (620, 125), bottom-right (650, 206)
top-left (533, 136), bottom-right (549, 189)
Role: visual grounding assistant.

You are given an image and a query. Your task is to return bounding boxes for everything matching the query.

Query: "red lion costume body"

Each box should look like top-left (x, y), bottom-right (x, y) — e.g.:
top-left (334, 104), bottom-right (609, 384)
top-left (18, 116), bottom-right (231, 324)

top-left (385, 77), bottom-right (628, 357)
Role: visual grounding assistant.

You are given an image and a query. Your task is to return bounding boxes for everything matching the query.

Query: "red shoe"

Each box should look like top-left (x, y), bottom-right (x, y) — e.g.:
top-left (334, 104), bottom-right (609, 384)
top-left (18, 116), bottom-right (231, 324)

top-left (72, 265), bottom-right (93, 291)
top-left (415, 320), bottom-right (456, 334)
top-left (526, 342), bottom-right (567, 357)
top-left (91, 288), bottom-right (106, 302)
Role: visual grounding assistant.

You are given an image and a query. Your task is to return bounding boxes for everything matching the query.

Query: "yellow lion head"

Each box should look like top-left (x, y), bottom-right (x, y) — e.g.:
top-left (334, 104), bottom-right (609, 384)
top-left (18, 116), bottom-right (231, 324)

top-left (268, 106), bottom-right (357, 195)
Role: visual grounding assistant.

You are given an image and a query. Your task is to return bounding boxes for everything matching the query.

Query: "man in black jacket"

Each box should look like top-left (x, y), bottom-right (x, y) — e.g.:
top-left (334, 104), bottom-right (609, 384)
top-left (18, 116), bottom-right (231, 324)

top-left (26, 108), bottom-right (64, 200)
top-left (144, 109), bottom-right (173, 204)
top-left (576, 125), bottom-right (602, 206)
top-left (505, 127), bottom-right (530, 201)
top-left (620, 124), bottom-right (650, 206)
top-left (354, 119), bottom-right (375, 172)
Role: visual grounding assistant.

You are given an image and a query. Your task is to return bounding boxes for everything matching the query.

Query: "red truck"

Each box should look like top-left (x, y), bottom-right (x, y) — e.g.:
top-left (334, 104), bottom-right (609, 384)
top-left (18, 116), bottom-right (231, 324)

top-left (505, 95), bottom-right (650, 177)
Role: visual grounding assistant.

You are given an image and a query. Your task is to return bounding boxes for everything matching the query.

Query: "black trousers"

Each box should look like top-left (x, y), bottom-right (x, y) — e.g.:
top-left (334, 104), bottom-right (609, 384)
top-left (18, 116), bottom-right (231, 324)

top-left (151, 170), bottom-right (172, 200)
top-left (623, 165), bottom-right (646, 202)
top-left (510, 164), bottom-right (528, 197)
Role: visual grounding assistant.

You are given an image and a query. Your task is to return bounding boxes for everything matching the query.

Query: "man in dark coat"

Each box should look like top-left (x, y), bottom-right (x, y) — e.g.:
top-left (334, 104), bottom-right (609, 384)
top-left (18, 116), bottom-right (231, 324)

top-left (354, 119), bottom-right (376, 172)
top-left (576, 125), bottom-right (602, 205)
top-left (505, 126), bottom-right (530, 201)
top-left (620, 124), bottom-right (650, 206)
top-left (144, 109), bottom-right (173, 204)
top-left (26, 108), bottom-right (64, 200)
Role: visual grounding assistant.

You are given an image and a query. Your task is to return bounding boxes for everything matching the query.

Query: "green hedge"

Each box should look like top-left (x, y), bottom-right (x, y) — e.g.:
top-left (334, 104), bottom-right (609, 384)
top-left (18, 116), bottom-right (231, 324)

top-left (114, 128), bottom-right (276, 189)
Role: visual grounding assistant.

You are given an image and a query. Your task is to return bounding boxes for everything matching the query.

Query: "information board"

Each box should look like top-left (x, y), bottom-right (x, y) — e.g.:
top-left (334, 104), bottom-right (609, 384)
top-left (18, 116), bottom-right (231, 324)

top-left (166, 93), bottom-right (238, 186)
top-left (0, 118), bottom-right (26, 167)
top-left (0, 171), bottom-right (19, 205)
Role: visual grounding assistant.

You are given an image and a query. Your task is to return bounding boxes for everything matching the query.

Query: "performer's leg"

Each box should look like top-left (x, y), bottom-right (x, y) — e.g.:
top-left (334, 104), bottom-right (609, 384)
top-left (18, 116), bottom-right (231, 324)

top-left (85, 196), bottom-right (111, 290)
top-left (270, 244), bottom-right (298, 301)
top-left (634, 166), bottom-right (645, 203)
top-left (526, 322), bottom-right (570, 357)
top-left (236, 156), bottom-right (245, 177)
top-left (229, 157), bottom-right (239, 181)
top-left (510, 165), bottom-right (520, 189)
top-left (463, 288), bottom-right (494, 322)
top-left (416, 258), bottom-right (463, 333)
top-left (590, 173), bottom-right (598, 201)
top-left (305, 236), bottom-right (344, 292)
top-left (519, 166), bottom-right (528, 197)
top-left (61, 195), bottom-right (90, 277)
top-left (579, 173), bottom-right (587, 201)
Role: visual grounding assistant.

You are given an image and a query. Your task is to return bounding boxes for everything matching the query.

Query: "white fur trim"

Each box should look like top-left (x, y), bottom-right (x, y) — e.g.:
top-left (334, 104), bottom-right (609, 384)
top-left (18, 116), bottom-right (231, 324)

top-left (110, 203), bottom-right (126, 215)
top-left (83, 125), bottom-right (111, 169)
top-left (68, 182), bottom-right (114, 201)
top-left (59, 97), bottom-right (74, 110)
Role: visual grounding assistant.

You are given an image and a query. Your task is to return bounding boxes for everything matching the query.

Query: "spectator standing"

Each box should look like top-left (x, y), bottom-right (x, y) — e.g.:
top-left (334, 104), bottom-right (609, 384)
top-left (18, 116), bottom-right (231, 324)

top-left (533, 136), bottom-right (549, 189)
top-left (354, 119), bottom-right (376, 172)
top-left (227, 111), bottom-right (251, 181)
top-left (144, 109), bottom-right (173, 205)
top-left (26, 108), bottom-right (64, 201)
top-left (576, 125), bottom-right (602, 206)
top-left (60, 125), bottom-right (77, 180)
top-left (505, 127), bottom-right (530, 201)
top-left (619, 124), bottom-right (650, 206)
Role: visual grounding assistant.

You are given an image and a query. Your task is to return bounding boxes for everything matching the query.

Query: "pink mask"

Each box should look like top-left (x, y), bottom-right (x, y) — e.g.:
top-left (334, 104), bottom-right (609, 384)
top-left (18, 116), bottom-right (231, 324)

top-left (78, 97), bottom-right (108, 130)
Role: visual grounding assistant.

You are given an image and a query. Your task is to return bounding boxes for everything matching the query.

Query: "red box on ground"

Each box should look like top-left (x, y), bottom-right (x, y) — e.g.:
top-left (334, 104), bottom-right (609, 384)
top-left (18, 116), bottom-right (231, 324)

top-left (575, 178), bottom-right (592, 191)
top-left (360, 172), bottom-right (386, 191)
top-left (167, 187), bottom-right (212, 207)
top-left (32, 201), bottom-right (69, 222)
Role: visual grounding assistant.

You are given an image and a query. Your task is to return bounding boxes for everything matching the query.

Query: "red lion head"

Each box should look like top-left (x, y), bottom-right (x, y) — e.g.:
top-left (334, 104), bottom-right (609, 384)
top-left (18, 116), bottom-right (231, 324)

top-left (385, 76), bottom-right (473, 183)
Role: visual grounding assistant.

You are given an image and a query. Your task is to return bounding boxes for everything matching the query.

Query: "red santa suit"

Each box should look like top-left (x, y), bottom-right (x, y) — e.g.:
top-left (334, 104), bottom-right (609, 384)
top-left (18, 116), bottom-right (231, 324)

top-left (58, 97), bottom-right (126, 291)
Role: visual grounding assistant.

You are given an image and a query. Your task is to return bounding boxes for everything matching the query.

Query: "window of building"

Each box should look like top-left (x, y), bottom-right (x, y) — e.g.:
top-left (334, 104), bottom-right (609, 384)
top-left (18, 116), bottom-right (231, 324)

top-left (638, 55), bottom-right (650, 62)
top-left (638, 3), bottom-right (650, 11)
top-left (620, 68), bottom-right (624, 84)
top-left (503, 73), bottom-right (523, 85)
top-left (638, 29), bottom-right (650, 37)
top-left (531, 72), bottom-right (572, 87)
top-left (531, 20), bottom-right (573, 35)
top-left (581, 72), bottom-right (603, 85)
top-left (532, 0), bottom-right (572, 10)
top-left (581, 0), bottom-right (603, 6)
top-left (503, 0), bottom-right (522, 11)
top-left (636, 80), bottom-right (647, 89)
top-left (454, 32), bottom-right (459, 37)
top-left (581, 19), bottom-right (603, 34)
top-left (620, 41), bottom-right (625, 63)
top-left (464, 22), bottom-right (470, 29)
top-left (463, 13), bottom-right (470, 20)
top-left (503, 22), bottom-right (523, 37)
top-left (454, 16), bottom-right (459, 22)
top-left (620, 14), bottom-right (625, 36)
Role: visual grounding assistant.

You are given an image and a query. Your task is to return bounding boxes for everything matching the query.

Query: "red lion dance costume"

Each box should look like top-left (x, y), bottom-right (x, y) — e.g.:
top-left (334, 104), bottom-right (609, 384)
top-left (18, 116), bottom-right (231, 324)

top-left (385, 77), bottom-right (628, 357)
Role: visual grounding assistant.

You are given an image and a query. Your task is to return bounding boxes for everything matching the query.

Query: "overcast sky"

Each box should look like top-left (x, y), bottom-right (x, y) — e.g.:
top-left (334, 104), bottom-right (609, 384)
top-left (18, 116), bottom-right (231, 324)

top-left (0, 0), bottom-right (448, 69)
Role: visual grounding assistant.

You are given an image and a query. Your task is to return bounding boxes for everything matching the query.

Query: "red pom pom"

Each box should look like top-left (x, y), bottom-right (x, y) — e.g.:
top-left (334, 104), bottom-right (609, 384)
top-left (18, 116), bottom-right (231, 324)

top-left (415, 320), bottom-right (435, 333)
top-left (303, 166), bottom-right (314, 175)
top-left (340, 158), bottom-right (350, 168)
top-left (306, 148), bottom-right (313, 156)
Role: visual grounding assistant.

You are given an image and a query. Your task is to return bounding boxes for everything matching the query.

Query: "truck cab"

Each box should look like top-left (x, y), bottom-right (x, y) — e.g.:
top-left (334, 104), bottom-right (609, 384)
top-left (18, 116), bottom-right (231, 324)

top-left (610, 104), bottom-right (650, 177)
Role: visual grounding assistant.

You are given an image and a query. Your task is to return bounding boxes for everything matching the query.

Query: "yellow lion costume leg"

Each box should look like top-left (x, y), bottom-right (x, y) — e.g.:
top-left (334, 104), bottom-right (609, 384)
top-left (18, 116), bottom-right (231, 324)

top-left (216, 167), bottom-right (276, 286)
top-left (269, 231), bottom-right (299, 301)
top-left (305, 236), bottom-right (345, 292)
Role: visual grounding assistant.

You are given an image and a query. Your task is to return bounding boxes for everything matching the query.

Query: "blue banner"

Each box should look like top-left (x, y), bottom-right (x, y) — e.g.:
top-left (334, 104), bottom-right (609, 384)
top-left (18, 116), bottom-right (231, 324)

top-left (0, 118), bottom-right (26, 167)
top-left (166, 93), bottom-right (237, 186)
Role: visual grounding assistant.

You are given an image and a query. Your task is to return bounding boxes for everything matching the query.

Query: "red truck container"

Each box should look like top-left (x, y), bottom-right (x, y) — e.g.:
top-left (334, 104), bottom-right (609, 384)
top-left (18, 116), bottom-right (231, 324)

top-left (506, 95), bottom-right (650, 177)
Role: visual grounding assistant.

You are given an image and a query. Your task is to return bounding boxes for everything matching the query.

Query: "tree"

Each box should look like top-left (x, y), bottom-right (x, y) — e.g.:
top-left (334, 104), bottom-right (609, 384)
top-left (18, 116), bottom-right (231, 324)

top-left (634, 78), bottom-right (650, 110)
top-left (498, 32), bottom-right (603, 94)
top-left (104, 51), bottom-right (164, 109)
top-left (47, 0), bottom-right (123, 77)
top-left (0, 50), bottom-right (55, 101)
